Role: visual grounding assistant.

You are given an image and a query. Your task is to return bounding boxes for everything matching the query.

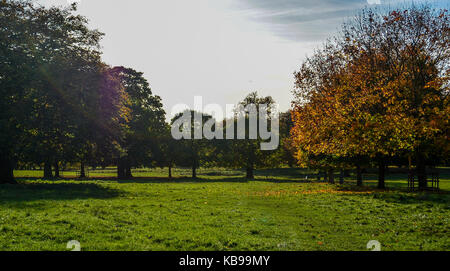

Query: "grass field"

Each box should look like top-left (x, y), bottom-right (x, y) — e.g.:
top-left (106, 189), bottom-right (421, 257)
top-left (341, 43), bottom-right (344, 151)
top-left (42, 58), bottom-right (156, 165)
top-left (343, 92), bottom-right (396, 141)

top-left (1, 168), bottom-right (449, 251)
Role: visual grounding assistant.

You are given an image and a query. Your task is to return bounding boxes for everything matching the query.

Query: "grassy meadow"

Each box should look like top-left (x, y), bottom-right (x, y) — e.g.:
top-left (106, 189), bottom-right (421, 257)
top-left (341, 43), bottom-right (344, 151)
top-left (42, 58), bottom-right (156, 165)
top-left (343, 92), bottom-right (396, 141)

top-left (1, 168), bottom-right (449, 251)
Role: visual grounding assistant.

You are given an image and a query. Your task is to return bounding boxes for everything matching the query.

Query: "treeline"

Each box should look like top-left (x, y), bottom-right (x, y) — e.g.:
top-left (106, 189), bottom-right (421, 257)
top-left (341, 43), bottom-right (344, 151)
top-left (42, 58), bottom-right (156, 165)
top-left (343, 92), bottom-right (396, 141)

top-left (162, 93), bottom-right (295, 180)
top-left (1, 2), bottom-right (449, 189)
top-left (0, 1), bottom-right (293, 183)
top-left (0, 1), bottom-right (168, 183)
top-left (290, 6), bottom-right (449, 189)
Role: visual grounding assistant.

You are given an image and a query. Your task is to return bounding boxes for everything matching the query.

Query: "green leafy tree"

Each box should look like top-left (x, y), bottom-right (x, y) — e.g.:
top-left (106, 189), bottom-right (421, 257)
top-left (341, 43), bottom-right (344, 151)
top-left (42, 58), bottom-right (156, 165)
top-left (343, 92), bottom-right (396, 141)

top-left (0, 1), bottom-right (104, 182)
top-left (109, 67), bottom-right (166, 179)
top-left (153, 124), bottom-right (184, 178)
top-left (171, 110), bottom-right (214, 178)
top-left (219, 92), bottom-right (278, 179)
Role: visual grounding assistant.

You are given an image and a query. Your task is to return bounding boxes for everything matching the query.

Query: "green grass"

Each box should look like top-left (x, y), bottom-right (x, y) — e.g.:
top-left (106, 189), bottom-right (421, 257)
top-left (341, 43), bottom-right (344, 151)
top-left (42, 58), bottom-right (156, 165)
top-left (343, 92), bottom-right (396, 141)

top-left (1, 168), bottom-right (449, 251)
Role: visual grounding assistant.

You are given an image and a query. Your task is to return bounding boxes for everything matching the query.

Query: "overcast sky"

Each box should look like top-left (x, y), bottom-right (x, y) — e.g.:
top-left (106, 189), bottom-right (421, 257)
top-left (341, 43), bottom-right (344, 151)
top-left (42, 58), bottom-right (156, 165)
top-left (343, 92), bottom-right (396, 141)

top-left (39, 0), bottom-right (448, 119)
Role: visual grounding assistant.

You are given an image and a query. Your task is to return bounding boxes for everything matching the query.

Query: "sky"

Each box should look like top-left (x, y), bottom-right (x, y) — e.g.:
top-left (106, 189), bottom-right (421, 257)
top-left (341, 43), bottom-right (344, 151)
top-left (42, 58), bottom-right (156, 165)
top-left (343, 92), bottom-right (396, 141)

top-left (39, 0), bottom-right (448, 119)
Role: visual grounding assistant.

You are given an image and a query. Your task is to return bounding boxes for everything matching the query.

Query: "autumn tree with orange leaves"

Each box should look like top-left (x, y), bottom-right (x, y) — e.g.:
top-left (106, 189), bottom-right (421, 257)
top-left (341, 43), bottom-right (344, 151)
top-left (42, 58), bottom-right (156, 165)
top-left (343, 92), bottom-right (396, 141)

top-left (291, 6), bottom-right (449, 189)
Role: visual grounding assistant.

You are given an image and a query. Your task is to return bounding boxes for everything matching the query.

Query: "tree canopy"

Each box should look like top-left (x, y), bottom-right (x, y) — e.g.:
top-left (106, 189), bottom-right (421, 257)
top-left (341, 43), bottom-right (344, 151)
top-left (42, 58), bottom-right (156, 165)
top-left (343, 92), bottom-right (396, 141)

top-left (291, 6), bottom-right (449, 189)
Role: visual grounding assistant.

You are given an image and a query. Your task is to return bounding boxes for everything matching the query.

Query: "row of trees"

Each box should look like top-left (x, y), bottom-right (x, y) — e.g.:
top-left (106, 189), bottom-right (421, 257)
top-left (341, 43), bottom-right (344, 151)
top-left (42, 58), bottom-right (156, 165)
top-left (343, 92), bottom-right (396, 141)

top-left (162, 92), bottom-right (289, 179)
top-left (2, 2), bottom-right (448, 188)
top-left (290, 6), bottom-right (449, 189)
top-left (0, 1), bottom-right (167, 183)
top-left (0, 1), bottom-right (292, 183)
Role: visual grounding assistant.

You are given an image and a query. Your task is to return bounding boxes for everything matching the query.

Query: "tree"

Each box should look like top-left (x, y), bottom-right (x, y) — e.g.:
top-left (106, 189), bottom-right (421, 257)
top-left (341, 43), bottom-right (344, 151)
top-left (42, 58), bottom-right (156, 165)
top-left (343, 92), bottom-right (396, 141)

top-left (0, 1), bottom-right (104, 183)
top-left (0, 0), bottom-right (34, 183)
top-left (0, 1), bottom-right (167, 183)
top-left (110, 67), bottom-right (166, 179)
top-left (278, 111), bottom-right (297, 167)
top-left (336, 7), bottom-right (450, 188)
top-left (291, 41), bottom-right (361, 185)
top-left (154, 125), bottom-right (184, 179)
top-left (373, 7), bottom-right (449, 188)
top-left (219, 92), bottom-right (278, 179)
top-left (171, 110), bottom-right (214, 178)
top-left (291, 6), bottom-right (449, 189)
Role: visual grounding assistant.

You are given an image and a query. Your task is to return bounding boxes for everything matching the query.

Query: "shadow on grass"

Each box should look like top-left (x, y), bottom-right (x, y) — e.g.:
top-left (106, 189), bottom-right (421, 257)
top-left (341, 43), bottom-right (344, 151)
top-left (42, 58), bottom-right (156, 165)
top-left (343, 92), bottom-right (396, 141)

top-left (336, 184), bottom-right (450, 205)
top-left (255, 168), bottom-right (317, 178)
top-left (114, 176), bottom-right (250, 184)
top-left (109, 175), bottom-right (319, 184)
top-left (13, 174), bottom-right (314, 184)
top-left (0, 182), bottom-right (122, 203)
top-left (202, 171), bottom-right (244, 177)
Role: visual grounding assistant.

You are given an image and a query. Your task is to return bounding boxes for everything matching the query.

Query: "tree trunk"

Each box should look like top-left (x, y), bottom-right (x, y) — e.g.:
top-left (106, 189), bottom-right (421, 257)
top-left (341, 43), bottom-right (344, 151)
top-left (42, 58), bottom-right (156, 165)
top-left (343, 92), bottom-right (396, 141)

top-left (328, 169), bottom-right (335, 184)
top-left (339, 170), bottom-right (344, 185)
top-left (317, 171), bottom-right (321, 181)
top-left (54, 162), bottom-right (60, 178)
top-left (80, 161), bottom-right (86, 178)
top-left (246, 166), bottom-right (254, 179)
top-left (168, 165), bottom-right (172, 179)
top-left (192, 165), bottom-right (197, 178)
top-left (323, 171), bottom-right (328, 182)
top-left (0, 156), bottom-right (16, 184)
top-left (356, 165), bottom-right (363, 187)
top-left (44, 159), bottom-right (53, 179)
top-left (416, 153), bottom-right (427, 190)
top-left (377, 158), bottom-right (386, 189)
top-left (125, 160), bottom-right (133, 178)
top-left (343, 169), bottom-right (351, 177)
top-left (117, 158), bottom-right (125, 179)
